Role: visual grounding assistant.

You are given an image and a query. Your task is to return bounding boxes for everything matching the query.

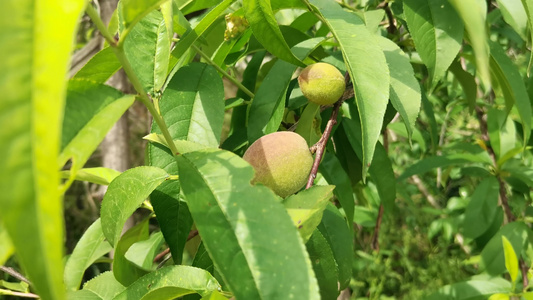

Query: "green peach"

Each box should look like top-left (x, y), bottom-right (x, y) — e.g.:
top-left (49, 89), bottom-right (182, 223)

top-left (243, 131), bottom-right (313, 198)
top-left (298, 62), bottom-right (345, 105)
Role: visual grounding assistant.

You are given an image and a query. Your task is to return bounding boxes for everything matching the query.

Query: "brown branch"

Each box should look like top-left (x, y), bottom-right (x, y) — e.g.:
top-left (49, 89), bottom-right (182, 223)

top-left (370, 205), bottom-right (384, 251)
top-left (475, 106), bottom-right (528, 287)
top-left (0, 266), bottom-right (31, 284)
top-left (306, 73), bottom-right (352, 189)
top-left (153, 230), bottom-right (199, 263)
top-left (377, 1), bottom-right (397, 34)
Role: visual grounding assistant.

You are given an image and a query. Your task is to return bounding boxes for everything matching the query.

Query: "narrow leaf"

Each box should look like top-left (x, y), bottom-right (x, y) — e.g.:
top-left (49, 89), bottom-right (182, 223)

top-left (113, 265), bottom-right (221, 300)
top-left (520, 0), bottom-right (533, 74)
top-left (64, 219), bottom-right (112, 291)
top-left (59, 81), bottom-right (135, 176)
top-left (121, 9), bottom-right (170, 94)
top-left (502, 236), bottom-right (519, 283)
top-left (490, 40), bottom-right (531, 144)
top-left (120, 0), bottom-right (168, 31)
top-left (404, 0), bottom-right (463, 83)
top-left (101, 166), bottom-right (168, 247)
top-left (295, 103), bottom-right (322, 146)
top-left (306, 230), bottom-right (339, 300)
top-left (60, 168), bottom-right (121, 186)
top-left (378, 36), bottom-right (421, 140)
top-left (447, 0), bottom-right (491, 89)
top-left (308, 0), bottom-right (390, 177)
top-left (0, 0), bottom-right (86, 299)
top-left (496, 0), bottom-right (528, 40)
top-left (318, 203), bottom-right (353, 291)
top-left (177, 149), bottom-right (319, 299)
top-left (243, 0), bottom-right (305, 67)
top-left (72, 47), bottom-right (121, 84)
top-left (0, 223), bottom-right (13, 265)
top-left (427, 279), bottom-right (511, 300)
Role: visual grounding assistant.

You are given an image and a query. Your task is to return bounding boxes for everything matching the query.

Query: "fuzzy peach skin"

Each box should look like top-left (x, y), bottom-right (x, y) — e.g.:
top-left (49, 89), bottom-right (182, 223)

top-left (298, 62), bottom-right (345, 105)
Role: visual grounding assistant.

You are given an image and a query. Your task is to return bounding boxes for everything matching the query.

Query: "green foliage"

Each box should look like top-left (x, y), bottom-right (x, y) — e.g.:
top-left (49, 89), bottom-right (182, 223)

top-left (3, 0), bottom-right (533, 299)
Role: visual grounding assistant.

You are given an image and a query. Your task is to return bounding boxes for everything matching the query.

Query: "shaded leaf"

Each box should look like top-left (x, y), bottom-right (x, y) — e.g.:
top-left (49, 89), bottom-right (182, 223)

top-left (295, 103), bottom-right (322, 146)
top-left (306, 230), bottom-right (339, 300)
top-left (125, 231), bottom-right (165, 271)
top-left (496, 0), bottom-right (528, 40)
top-left (120, 0), bottom-right (168, 31)
top-left (481, 222), bottom-right (529, 275)
top-left (462, 177), bottom-right (500, 239)
top-left (112, 218), bottom-right (150, 286)
top-left (318, 203), bottom-right (353, 291)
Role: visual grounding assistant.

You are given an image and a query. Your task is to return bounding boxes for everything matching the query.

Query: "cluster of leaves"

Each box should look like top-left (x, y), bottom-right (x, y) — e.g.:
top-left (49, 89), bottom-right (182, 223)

top-left (2, 0), bottom-right (533, 299)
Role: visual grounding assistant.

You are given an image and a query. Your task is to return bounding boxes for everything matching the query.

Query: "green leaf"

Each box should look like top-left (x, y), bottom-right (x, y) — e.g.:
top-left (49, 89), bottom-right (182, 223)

top-left (243, 0), bottom-right (305, 67)
top-left (113, 265), bottom-right (221, 300)
top-left (0, 280), bottom-right (29, 292)
top-left (170, 0), bottom-right (234, 63)
top-left (501, 236), bottom-right (519, 283)
top-left (283, 185), bottom-right (335, 242)
top-left (247, 37), bottom-right (325, 144)
top-left (308, 0), bottom-right (390, 177)
top-left (447, 0), bottom-right (491, 89)
top-left (112, 218), bottom-right (150, 286)
top-left (120, 0), bottom-right (168, 32)
top-left (496, 0), bottom-right (528, 40)
top-left (426, 279), bottom-right (511, 299)
top-left (72, 47), bottom-right (121, 84)
top-left (318, 152), bottom-right (355, 225)
top-left (318, 203), bottom-right (353, 291)
top-left (82, 271), bottom-right (125, 299)
top-left (150, 181), bottom-right (193, 265)
top-left (101, 166), bottom-right (168, 247)
top-left (60, 168), bottom-right (121, 186)
top-left (520, 0), bottom-right (533, 74)
top-left (121, 9), bottom-right (170, 95)
top-left (481, 222), bottom-right (529, 275)
top-left (490, 41), bottom-right (531, 144)
top-left (404, 0), bottom-right (463, 83)
top-left (67, 289), bottom-right (102, 300)
top-left (295, 103), bottom-right (322, 146)
top-left (449, 59), bottom-right (477, 112)
top-left (0, 223), bottom-right (13, 265)
top-left (523, 292), bottom-right (533, 300)
top-left (489, 293), bottom-right (510, 300)
top-left (192, 242), bottom-right (214, 275)
top-left (305, 230), bottom-right (339, 300)
top-left (398, 155), bottom-right (485, 180)
top-left (462, 177), bottom-right (500, 239)
top-left (0, 0), bottom-right (86, 299)
top-left (59, 81), bottom-right (135, 176)
top-left (378, 37), bottom-right (421, 141)
top-left (64, 219), bottom-right (112, 291)
top-left (177, 149), bottom-right (319, 299)
top-left (179, 0), bottom-right (223, 15)
top-left (341, 117), bottom-right (395, 212)
top-left (488, 108), bottom-right (517, 159)
top-left (200, 290), bottom-right (229, 300)
top-left (125, 231), bottom-right (165, 271)
top-left (156, 63), bottom-right (225, 148)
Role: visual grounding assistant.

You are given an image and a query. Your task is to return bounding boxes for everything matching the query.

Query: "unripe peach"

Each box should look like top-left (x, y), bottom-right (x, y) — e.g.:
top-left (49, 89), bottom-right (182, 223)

top-left (243, 132), bottom-right (313, 198)
top-left (298, 62), bottom-right (345, 105)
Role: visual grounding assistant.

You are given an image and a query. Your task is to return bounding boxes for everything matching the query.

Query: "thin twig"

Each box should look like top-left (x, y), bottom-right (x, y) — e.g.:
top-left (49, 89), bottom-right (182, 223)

top-left (192, 44), bottom-right (255, 99)
top-left (0, 289), bottom-right (39, 298)
top-left (306, 73), bottom-right (352, 189)
top-left (370, 205), bottom-right (384, 251)
top-left (475, 106), bottom-right (528, 287)
top-left (0, 266), bottom-right (31, 284)
top-left (377, 1), bottom-right (397, 34)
